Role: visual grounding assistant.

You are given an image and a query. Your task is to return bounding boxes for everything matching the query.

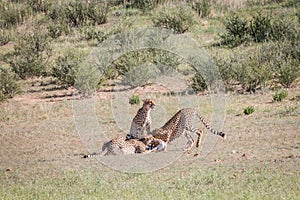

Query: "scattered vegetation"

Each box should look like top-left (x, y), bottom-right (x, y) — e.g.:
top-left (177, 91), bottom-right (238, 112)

top-left (244, 106), bottom-right (254, 115)
top-left (129, 95), bottom-right (140, 105)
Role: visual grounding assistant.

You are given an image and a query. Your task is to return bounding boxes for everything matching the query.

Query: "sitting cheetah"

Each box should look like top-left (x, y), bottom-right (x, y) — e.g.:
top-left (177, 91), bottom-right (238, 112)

top-left (150, 108), bottom-right (225, 152)
top-left (82, 135), bottom-right (166, 158)
top-left (126, 99), bottom-right (156, 140)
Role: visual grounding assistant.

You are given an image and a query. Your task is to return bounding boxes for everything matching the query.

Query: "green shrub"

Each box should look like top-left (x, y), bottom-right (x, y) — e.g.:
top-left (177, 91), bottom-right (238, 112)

top-left (130, 0), bottom-right (158, 11)
top-left (0, 2), bottom-right (32, 28)
top-left (243, 106), bottom-right (254, 115)
top-left (237, 57), bottom-right (273, 93)
top-left (9, 30), bottom-right (52, 79)
top-left (80, 26), bottom-right (107, 43)
top-left (52, 49), bottom-right (87, 86)
top-left (153, 6), bottom-right (194, 34)
top-left (190, 0), bottom-right (211, 18)
top-left (249, 13), bottom-right (272, 43)
top-left (213, 55), bottom-right (237, 91)
top-left (273, 90), bottom-right (288, 102)
top-left (129, 95), bottom-right (140, 105)
top-left (220, 15), bottom-right (249, 48)
top-left (26, 0), bottom-right (51, 13)
top-left (0, 29), bottom-right (11, 46)
top-left (86, 0), bottom-right (108, 25)
top-left (47, 22), bottom-right (70, 39)
top-left (215, 49), bottom-right (273, 93)
top-left (121, 63), bottom-right (162, 87)
top-left (191, 72), bottom-right (208, 92)
top-left (0, 68), bottom-right (21, 101)
top-left (274, 56), bottom-right (300, 88)
top-left (47, 0), bottom-right (108, 27)
top-left (285, 0), bottom-right (300, 7)
top-left (47, 3), bottom-right (66, 22)
top-left (270, 18), bottom-right (297, 41)
top-left (111, 49), bottom-right (182, 81)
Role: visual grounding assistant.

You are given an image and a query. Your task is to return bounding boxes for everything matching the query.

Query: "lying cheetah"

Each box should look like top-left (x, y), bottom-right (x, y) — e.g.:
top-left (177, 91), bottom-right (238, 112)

top-left (82, 135), bottom-right (166, 158)
top-left (126, 99), bottom-right (156, 140)
top-left (150, 108), bottom-right (225, 152)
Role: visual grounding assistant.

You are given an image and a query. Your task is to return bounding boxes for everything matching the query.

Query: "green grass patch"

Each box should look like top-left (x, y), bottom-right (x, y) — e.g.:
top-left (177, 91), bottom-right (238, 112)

top-left (1, 165), bottom-right (299, 199)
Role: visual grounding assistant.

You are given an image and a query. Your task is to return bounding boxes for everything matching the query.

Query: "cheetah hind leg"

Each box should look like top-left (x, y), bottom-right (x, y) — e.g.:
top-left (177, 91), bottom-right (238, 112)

top-left (183, 131), bottom-right (195, 154)
top-left (183, 128), bottom-right (203, 154)
top-left (195, 129), bottom-right (203, 148)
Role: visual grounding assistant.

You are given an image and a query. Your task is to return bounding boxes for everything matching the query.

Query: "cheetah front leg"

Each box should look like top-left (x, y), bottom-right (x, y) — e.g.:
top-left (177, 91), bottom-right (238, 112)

top-left (145, 122), bottom-right (151, 135)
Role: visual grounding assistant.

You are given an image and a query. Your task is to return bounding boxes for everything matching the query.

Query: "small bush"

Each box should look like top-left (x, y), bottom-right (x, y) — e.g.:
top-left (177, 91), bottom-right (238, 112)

top-left (121, 63), bottom-right (162, 87)
top-left (0, 68), bottom-right (21, 101)
top-left (243, 106), bottom-right (254, 115)
top-left (47, 22), bottom-right (70, 39)
top-left (129, 95), bottom-right (140, 105)
top-left (191, 72), bottom-right (208, 92)
top-left (111, 49), bottom-right (178, 78)
top-left (274, 56), bottom-right (300, 88)
top-left (215, 49), bottom-right (273, 93)
top-left (270, 18), bottom-right (297, 41)
top-left (26, 0), bottom-right (51, 13)
top-left (86, 0), bottom-right (109, 25)
top-left (52, 49), bottom-right (87, 86)
top-left (190, 0), bottom-right (211, 18)
top-left (130, 0), bottom-right (158, 11)
top-left (80, 26), bottom-right (107, 43)
top-left (9, 30), bottom-right (52, 79)
top-left (213, 55), bottom-right (238, 91)
top-left (0, 2), bottom-right (32, 28)
top-left (47, 0), bottom-right (108, 27)
top-left (220, 15), bottom-right (249, 48)
top-left (153, 6), bottom-right (194, 34)
top-left (273, 90), bottom-right (288, 102)
top-left (0, 29), bottom-right (11, 46)
top-left (249, 13), bottom-right (272, 43)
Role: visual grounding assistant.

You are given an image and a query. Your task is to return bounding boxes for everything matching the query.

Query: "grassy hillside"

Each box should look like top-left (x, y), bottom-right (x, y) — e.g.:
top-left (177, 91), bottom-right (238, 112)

top-left (1, 0), bottom-right (299, 99)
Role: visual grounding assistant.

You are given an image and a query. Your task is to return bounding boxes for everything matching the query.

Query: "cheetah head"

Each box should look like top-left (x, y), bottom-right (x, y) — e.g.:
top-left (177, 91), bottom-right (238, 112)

top-left (143, 99), bottom-right (156, 110)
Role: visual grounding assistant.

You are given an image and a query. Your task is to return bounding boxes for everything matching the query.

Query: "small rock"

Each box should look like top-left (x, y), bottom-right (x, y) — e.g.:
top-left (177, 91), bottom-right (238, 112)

top-left (242, 153), bottom-right (248, 159)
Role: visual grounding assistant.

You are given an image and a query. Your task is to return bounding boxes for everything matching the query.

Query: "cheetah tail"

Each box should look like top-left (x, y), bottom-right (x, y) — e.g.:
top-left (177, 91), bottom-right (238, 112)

top-left (81, 149), bottom-right (108, 158)
top-left (81, 152), bottom-right (99, 158)
top-left (196, 113), bottom-right (226, 139)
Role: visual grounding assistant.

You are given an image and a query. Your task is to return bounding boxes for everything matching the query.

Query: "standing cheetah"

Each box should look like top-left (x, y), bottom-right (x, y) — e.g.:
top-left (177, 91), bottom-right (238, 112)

top-left (150, 108), bottom-right (225, 152)
top-left (126, 99), bottom-right (155, 140)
